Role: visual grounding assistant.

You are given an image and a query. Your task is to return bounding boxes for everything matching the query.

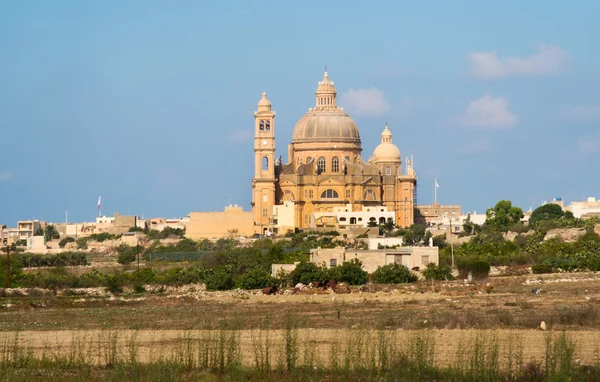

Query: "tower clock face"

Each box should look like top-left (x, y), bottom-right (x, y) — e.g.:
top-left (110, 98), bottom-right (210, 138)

top-left (262, 140), bottom-right (268, 146)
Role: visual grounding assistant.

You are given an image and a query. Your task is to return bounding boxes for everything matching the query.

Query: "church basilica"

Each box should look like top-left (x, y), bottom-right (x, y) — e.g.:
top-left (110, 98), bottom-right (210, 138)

top-left (251, 71), bottom-right (417, 235)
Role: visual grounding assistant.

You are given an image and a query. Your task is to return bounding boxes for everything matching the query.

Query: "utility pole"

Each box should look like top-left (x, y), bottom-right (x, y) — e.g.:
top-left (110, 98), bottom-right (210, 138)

top-left (449, 217), bottom-right (455, 268)
top-left (6, 246), bottom-right (10, 289)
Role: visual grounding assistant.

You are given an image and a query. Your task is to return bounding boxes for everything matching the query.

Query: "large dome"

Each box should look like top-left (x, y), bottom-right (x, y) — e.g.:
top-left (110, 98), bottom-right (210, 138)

top-left (291, 70), bottom-right (361, 145)
top-left (292, 110), bottom-right (360, 143)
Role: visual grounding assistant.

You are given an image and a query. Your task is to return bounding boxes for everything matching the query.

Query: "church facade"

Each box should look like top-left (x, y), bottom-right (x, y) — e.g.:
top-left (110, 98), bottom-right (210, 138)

top-left (251, 71), bottom-right (417, 235)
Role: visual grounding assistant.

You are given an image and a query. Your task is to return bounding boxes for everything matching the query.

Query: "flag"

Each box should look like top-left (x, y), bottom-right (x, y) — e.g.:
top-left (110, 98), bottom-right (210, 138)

top-left (97, 196), bottom-right (101, 211)
top-left (435, 179), bottom-right (439, 188)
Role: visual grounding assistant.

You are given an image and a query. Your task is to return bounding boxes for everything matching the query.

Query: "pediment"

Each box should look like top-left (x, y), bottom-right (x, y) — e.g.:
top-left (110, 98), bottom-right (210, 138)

top-left (316, 176), bottom-right (346, 186)
top-left (279, 179), bottom-right (297, 186)
top-left (361, 177), bottom-right (380, 186)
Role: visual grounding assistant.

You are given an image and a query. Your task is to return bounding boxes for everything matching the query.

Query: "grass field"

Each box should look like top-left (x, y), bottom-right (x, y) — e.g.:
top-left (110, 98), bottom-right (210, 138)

top-left (1, 269), bottom-right (600, 380)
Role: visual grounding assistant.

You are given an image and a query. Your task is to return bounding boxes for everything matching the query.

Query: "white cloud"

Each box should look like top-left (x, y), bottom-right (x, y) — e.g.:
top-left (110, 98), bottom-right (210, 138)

top-left (578, 134), bottom-right (600, 155)
top-left (469, 43), bottom-right (571, 79)
top-left (562, 105), bottom-right (600, 122)
top-left (227, 129), bottom-right (252, 142)
top-left (0, 170), bottom-right (12, 182)
top-left (462, 94), bottom-right (518, 128)
top-left (339, 88), bottom-right (390, 117)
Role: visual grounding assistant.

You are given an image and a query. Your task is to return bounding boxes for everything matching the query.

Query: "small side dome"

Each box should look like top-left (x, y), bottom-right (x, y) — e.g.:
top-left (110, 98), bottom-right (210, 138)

top-left (372, 124), bottom-right (401, 162)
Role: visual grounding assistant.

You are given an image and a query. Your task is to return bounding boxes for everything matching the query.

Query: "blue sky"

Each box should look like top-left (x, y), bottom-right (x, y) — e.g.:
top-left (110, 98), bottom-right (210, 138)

top-left (1, 1), bottom-right (599, 225)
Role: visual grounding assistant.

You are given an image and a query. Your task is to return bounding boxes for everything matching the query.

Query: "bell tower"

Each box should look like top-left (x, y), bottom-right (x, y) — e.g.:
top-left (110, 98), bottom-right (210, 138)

top-left (251, 92), bottom-right (276, 235)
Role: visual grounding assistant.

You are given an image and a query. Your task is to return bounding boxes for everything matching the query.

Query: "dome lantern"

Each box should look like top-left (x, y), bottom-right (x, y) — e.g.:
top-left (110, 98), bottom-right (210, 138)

top-left (315, 69), bottom-right (338, 111)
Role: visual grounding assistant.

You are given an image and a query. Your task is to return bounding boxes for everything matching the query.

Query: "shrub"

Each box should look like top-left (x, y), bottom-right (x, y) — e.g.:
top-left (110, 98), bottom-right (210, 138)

top-left (204, 268), bottom-right (234, 291)
top-left (117, 244), bottom-right (142, 265)
top-left (0, 256), bottom-right (24, 288)
top-left (422, 263), bottom-right (454, 281)
top-left (237, 267), bottom-right (274, 290)
top-left (328, 259), bottom-right (369, 285)
top-left (106, 276), bottom-right (123, 294)
top-left (532, 263), bottom-right (554, 274)
top-left (289, 261), bottom-right (328, 285)
top-left (15, 252), bottom-right (88, 267)
top-left (58, 237), bottom-right (76, 248)
top-left (371, 263), bottom-right (417, 284)
top-left (458, 259), bottom-right (490, 280)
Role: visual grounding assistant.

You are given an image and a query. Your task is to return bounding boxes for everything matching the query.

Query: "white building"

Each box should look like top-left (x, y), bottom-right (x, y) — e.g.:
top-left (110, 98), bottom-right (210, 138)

top-left (311, 204), bottom-right (395, 229)
top-left (271, 201), bottom-right (295, 235)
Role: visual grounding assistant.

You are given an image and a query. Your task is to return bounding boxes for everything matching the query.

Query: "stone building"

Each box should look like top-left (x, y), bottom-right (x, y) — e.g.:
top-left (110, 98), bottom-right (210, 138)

top-left (252, 71), bottom-right (417, 235)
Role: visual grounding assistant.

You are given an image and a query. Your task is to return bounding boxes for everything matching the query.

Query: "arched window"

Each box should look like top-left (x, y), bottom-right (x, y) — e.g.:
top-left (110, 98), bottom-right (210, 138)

top-left (265, 121), bottom-right (270, 131)
top-left (365, 189), bottom-right (376, 200)
top-left (284, 190), bottom-right (295, 201)
top-left (262, 157), bottom-right (268, 170)
top-left (332, 157), bottom-right (339, 172)
top-left (259, 120), bottom-right (264, 130)
top-left (317, 157), bottom-right (326, 173)
top-left (320, 189), bottom-right (339, 199)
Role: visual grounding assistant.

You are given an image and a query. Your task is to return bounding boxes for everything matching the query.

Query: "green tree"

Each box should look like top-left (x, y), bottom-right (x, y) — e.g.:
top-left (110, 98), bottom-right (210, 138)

top-left (0, 256), bottom-right (24, 288)
top-left (117, 244), bottom-right (143, 265)
top-left (371, 263), bottom-right (417, 284)
top-left (328, 259), bottom-right (369, 285)
top-left (529, 203), bottom-right (565, 228)
top-left (204, 268), bottom-right (234, 291)
top-left (289, 261), bottom-right (328, 285)
top-left (422, 263), bottom-right (454, 281)
top-left (462, 214), bottom-right (477, 235)
top-left (44, 225), bottom-right (60, 241)
top-left (35, 227), bottom-right (44, 236)
top-left (58, 237), bottom-right (75, 248)
top-left (484, 200), bottom-right (524, 232)
top-left (237, 267), bottom-right (274, 289)
top-left (401, 224), bottom-right (427, 245)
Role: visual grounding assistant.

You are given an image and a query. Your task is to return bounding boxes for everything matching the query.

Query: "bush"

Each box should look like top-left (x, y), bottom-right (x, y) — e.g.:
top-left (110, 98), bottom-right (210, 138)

top-left (289, 261), bottom-right (328, 285)
top-left (106, 276), bottom-right (123, 294)
top-left (117, 244), bottom-right (142, 265)
top-left (532, 263), bottom-right (554, 274)
top-left (204, 268), bottom-right (234, 291)
top-left (236, 267), bottom-right (274, 290)
top-left (329, 259), bottom-right (369, 285)
top-left (58, 237), bottom-right (76, 248)
top-left (422, 263), bottom-right (454, 281)
top-left (15, 252), bottom-right (88, 267)
top-left (371, 263), bottom-right (417, 284)
top-left (0, 256), bottom-right (24, 288)
top-left (458, 259), bottom-right (490, 280)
